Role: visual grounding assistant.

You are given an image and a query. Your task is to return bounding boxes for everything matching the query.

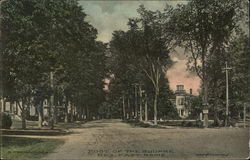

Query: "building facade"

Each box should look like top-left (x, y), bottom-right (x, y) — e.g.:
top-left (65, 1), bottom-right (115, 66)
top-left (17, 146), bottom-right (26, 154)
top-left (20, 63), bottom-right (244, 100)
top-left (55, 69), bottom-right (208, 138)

top-left (0, 98), bottom-right (50, 117)
top-left (175, 85), bottom-right (194, 118)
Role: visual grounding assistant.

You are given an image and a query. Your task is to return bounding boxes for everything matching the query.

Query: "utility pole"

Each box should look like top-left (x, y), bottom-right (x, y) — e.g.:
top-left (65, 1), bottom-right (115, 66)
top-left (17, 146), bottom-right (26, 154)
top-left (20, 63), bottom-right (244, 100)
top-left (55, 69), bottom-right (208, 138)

top-left (223, 61), bottom-right (232, 127)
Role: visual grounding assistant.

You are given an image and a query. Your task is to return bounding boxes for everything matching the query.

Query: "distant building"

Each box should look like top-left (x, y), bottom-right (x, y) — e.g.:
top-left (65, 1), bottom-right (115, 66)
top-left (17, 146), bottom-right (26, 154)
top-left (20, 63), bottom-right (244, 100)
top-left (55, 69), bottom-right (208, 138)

top-left (175, 85), bottom-right (194, 118)
top-left (0, 98), bottom-right (73, 122)
top-left (0, 98), bottom-right (53, 118)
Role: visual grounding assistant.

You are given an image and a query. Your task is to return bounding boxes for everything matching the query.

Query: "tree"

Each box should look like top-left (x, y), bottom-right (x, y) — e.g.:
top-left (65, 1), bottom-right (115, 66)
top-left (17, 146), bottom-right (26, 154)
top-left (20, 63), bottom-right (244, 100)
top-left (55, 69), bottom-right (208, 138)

top-left (157, 75), bottom-right (177, 120)
top-left (109, 30), bottom-right (147, 119)
top-left (127, 5), bottom-right (174, 124)
top-left (108, 5), bottom-right (175, 124)
top-left (2, 0), bottom-right (54, 128)
top-left (2, 0), bottom-right (107, 128)
top-left (188, 95), bottom-right (203, 120)
top-left (171, 0), bottom-right (243, 127)
top-left (228, 34), bottom-right (250, 119)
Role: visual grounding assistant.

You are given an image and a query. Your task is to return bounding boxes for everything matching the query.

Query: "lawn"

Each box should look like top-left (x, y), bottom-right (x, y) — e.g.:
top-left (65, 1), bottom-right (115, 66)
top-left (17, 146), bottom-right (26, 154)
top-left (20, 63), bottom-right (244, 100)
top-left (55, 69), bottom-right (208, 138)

top-left (1, 137), bottom-right (64, 160)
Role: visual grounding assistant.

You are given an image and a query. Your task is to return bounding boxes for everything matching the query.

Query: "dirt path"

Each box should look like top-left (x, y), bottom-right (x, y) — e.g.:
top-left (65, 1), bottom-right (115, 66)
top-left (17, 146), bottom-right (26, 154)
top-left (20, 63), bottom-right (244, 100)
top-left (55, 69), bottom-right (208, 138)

top-left (42, 119), bottom-right (249, 160)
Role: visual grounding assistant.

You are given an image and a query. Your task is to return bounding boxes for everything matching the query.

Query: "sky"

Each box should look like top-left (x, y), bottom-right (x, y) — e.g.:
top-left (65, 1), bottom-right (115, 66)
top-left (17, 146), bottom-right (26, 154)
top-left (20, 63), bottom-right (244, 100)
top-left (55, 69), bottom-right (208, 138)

top-left (78, 0), bottom-right (200, 95)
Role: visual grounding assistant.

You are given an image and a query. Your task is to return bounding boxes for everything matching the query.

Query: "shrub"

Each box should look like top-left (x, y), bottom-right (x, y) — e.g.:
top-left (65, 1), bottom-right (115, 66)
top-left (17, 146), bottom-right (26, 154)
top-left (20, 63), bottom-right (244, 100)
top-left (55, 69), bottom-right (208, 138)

top-left (186, 121), bottom-right (193, 127)
top-left (195, 120), bottom-right (203, 128)
top-left (220, 118), bottom-right (237, 127)
top-left (181, 121), bottom-right (187, 127)
top-left (212, 121), bottom-right (219, 127)
top-left (26, 115), bottom-right (38, 121)
top-left (138, 122), bottom-right (151, 128)
top-left (211, 120), bottom-right (223, 127)
top-left (0, 112), bottom-right (12, 129)
top-left (228, 118), bottom-right (237, 127)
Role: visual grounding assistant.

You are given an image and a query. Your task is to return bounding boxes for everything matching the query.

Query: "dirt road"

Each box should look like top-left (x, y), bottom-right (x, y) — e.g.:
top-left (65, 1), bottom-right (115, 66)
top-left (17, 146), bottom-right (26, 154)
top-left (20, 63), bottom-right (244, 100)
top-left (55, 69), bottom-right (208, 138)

top-left (43, 119), bottom-right (249, 160)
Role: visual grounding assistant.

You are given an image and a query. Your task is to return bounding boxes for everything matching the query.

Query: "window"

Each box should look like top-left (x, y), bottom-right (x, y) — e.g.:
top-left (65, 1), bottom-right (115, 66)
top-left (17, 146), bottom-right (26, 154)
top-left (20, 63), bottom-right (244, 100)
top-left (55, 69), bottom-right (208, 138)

top-left (177, 85), bottom-right (184, 91)
top-left (178, 98), bottom-right (185, 105)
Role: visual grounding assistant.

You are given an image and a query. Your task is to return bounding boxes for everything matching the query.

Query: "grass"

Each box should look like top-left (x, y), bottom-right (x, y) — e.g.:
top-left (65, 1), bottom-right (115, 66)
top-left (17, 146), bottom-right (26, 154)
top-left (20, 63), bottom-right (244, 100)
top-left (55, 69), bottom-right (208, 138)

top-left (11, 117), bottom-right (86, 130)
top-left (1, 137), bottom-right (64, 160)
top-left (11, 119), bottom-right (39, 129)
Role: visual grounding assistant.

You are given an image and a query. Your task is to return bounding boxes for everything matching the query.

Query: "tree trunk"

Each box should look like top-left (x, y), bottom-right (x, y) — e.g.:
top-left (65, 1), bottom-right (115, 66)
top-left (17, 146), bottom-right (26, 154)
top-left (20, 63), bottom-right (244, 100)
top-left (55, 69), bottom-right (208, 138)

top-left (139, 85), bottom-right (143, 121)
top-left (54, 105), bottom-right (58, 124)
top-left (134, 85), bottom-right (138, 119)
top-left (243, 104), bottom-right (246, 128)
top-left (3, 99), bottom-right (6, 112)
top-left (78, 106), bottom-right (82, 121)
top-left (153, 91), bottom-right (158, 125)
top-left (15, 102), bottom-right (18, 115)
top-left (10, 101), bottom-right (13, 113)
top-left (18, 101), bottom-right (26, 129)
top-left (21, 105), bottom-right (26, 129)
top-left (80, 106), bottom-right (84, 121)
top-left (64, 100), bottom-right (69, 123)
top-left (203, 80), bottom-right (209, 128)
top-left (74, 106), bottom-right (76, 120)
top-left (70, 102), bottom-right (73, 122)
top-left (49, 71), bottom-right (54, 129)
top-left (21, 112), bottom-right (26, 129)
top-left (38, 101), bottom-right (43, 128)
top-left (201, 48), bottom-right (209, 128)
top-left (213, 99), bottom-right (220, 126)
top-left (86, 106), bottom-right (90, 120)
top-left (82, 106), bottom-right (85, 120)
top-left (127, 97), bottom-right (131, 119)
top-left (0, 99), bottom-right (3, 112)
top-left (122, 95), bottom-right (126, 120)
top-left (144, 94), bottom-right (148, 122)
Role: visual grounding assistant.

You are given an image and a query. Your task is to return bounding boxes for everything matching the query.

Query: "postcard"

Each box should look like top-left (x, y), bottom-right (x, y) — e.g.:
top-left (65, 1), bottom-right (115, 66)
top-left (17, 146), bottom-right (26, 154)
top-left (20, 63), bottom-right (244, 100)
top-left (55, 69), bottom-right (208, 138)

top-left (1, 0), bottom-right (249, 160)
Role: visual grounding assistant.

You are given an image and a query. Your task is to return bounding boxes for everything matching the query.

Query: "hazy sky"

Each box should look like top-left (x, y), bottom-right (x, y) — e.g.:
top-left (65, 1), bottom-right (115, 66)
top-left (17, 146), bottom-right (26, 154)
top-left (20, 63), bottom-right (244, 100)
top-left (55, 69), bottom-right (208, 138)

top-left (78, 0), bottom-right (200, 95)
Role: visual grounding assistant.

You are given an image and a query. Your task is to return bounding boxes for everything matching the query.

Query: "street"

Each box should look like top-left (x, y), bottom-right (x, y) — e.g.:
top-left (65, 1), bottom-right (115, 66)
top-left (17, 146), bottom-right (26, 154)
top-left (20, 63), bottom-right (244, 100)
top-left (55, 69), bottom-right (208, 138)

top-left (43, 119), bottom-right (249, 160)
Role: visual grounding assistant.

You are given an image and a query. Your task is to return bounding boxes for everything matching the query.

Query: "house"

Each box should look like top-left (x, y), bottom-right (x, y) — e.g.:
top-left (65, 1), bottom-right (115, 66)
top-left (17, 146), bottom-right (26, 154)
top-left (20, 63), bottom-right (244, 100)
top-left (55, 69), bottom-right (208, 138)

top-left (175, 85), bottom-right (194, 118)
top-left (0, 98), bottom-right (50, 117)
top-left (0, 98), bottom-right (73, 122)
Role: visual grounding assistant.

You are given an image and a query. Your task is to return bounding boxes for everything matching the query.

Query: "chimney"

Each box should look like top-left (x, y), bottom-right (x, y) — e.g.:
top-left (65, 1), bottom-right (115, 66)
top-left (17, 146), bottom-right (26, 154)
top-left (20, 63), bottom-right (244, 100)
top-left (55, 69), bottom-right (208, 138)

top-left (190, 88), bottom-right (192, 95)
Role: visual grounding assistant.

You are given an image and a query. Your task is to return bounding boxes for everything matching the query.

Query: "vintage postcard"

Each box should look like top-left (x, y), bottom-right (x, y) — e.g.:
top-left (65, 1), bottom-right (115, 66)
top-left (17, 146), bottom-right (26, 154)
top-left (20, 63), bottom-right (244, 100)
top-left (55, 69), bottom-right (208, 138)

top-left (0, 0), bottom-right (249, 160)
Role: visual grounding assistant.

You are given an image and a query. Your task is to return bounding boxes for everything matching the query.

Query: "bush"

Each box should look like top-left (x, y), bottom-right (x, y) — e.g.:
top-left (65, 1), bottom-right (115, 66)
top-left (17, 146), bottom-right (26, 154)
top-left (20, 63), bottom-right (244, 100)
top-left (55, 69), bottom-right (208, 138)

top-left (185, 121), bottom-right (193, 127)
top-left (181, 121), bottom-right (195, 127)
top-left (195, 120), bottom-right (203, 128)
top-left (211, 120), bottom-right (223, 127)
top-left (26, 115), bottom-right (38, 121)
top-left (181, 121), bottom-right (187, 127)
top-left (220, 118), bottom-right (237, 127)
top-left (0, 112), bottom-right (12, 129)
top-left (228, 118), bottom-right (237, 127)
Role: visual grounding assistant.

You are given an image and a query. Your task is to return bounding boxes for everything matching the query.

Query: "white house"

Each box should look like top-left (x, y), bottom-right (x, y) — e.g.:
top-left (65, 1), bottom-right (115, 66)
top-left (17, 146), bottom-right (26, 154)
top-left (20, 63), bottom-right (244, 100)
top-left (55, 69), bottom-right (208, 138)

top-left (175, 85), bottom-right (194, 118)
